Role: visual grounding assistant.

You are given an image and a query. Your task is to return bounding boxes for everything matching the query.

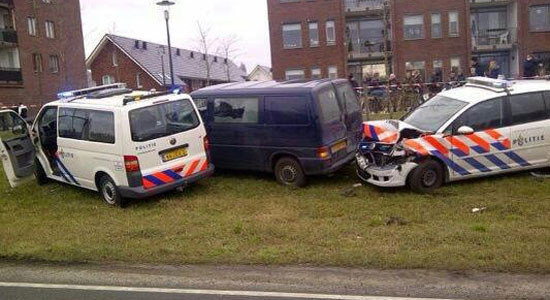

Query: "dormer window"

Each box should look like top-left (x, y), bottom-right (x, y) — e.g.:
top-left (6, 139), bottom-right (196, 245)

top-left (134, 40), bottom-right (140, 48)
top-left (203, 54), bottom-right (206, 60)
top-left (214, 56), bottom-right (218, 63)
top-left (190, 51), bottom-right (194, 58)
top-left (142, 42), bottom-right (147, 50)
top-left (176, 49), bottom-right (181, 56)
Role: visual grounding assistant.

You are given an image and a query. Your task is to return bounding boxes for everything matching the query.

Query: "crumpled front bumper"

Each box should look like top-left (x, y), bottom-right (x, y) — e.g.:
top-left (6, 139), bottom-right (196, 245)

top-left (356, 153), bottom-right (418, 187)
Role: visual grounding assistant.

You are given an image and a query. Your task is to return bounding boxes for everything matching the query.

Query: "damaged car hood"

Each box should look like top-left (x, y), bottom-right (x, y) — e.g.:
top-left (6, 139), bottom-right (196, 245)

top-left (363, 120), bottom-right (426, 144)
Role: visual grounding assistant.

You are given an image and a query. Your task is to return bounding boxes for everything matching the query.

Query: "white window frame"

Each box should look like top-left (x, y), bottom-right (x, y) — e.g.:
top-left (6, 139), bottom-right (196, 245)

top-left (309, 22), bottom-right (319, 47)
top-left (326, 20), bottom-right (336, 45)
top-left (285, 69), bottom-right (305, 80)
top-left (45, 21), bottom-right (55, 39)
top-left (102, 75), bottom-right (115, 85)
top-left (404, 15), bottom-right (425, 40)
top-left (49, 55), bottom-right (59, 73)
top-left (311, 67), bottom-right (321, 79)
top-left (431, 13), bottom-right (442, 38)
top-left (112, 51), bottom-right (118, 67)
top-left (27, 17), bottom-right (37, 36)
top-left (282, 23), bottom-right (302, 49)
top-left (328, 66), bottom-right (338, 79)
top-left (136, 73), bottom-right (143, 88)
top-left (449, 11), bottom-right (459, 37)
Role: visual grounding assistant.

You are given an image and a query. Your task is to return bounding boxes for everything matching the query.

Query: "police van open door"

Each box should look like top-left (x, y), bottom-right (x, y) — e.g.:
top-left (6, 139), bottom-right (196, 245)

top-left (0, 109), bottom-right (35, 187)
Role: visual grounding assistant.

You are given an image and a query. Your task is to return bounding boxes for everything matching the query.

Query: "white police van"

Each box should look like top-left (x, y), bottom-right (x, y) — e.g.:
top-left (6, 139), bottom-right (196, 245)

top-left (0, 84), bottom-right (214, 206)
top-left (356, 77), bottom-right (550, 192)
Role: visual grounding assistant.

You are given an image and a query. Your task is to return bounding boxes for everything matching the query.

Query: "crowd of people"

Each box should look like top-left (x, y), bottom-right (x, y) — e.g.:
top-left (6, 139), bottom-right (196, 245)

top-left (349, 54), bottom-right (548, 114)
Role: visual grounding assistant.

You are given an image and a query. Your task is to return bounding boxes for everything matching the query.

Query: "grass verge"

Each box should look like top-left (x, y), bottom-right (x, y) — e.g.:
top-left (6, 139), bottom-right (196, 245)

top-left (0, 163), bottom-right (549, 273)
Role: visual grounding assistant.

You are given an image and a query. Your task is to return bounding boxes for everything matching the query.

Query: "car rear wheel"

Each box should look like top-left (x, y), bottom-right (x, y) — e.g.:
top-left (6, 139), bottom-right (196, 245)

top-left (275, 157), bottom-right (306, 188)
top-left (34, 159), bottom-right (49, 185)
top-left (98, 175), bottom-right (125, 207)
top-left (408, 160), bottom-right (444, 193)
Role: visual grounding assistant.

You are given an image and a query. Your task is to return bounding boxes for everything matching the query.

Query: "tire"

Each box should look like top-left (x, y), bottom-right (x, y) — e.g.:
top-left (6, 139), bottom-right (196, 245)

top-left (408, 160), bottom-right (444, 193)
top-left (98, 175), bottom-right (125, 207)
top-left (274, 157), bottom-right (306, 188)
top-left (34, 158), bottom-right (49, 185)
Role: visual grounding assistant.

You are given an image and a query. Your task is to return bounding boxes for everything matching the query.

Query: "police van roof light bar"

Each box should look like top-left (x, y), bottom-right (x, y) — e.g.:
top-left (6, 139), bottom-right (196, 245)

top-left (58, 83), bottom-right (127, 100)
top-left (465, 77), bottom-right (512, 91)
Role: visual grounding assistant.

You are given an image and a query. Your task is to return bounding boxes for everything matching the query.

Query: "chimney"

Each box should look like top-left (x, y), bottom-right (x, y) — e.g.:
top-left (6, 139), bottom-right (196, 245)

top-left (142, 42), bottom-right (147, 50)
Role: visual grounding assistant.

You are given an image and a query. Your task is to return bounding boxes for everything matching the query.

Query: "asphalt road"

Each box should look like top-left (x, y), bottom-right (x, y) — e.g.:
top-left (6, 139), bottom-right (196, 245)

top-left (0, 283), bottom-right (449, 300)
top-left (0, 262), bottom-right (549, 300)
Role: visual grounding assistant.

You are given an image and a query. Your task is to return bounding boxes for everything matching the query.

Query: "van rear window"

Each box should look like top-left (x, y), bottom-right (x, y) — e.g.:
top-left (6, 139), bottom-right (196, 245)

top-left (336, 84), bottom-right (361, 114)
top-left (265, 96), bottom-right (308, 125)
top-left (317, 88), bottom-right (341, 123)
top-left (129, 99), bottom-right (200, 142)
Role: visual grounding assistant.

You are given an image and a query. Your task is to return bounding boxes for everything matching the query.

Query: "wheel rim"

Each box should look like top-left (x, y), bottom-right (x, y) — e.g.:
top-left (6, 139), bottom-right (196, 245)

top-left (280, 165), bottom-right (297, 183)
top-left (102, 181), bottom-right (116, 205)
top-left (422, 169), bottom-right (438, 187)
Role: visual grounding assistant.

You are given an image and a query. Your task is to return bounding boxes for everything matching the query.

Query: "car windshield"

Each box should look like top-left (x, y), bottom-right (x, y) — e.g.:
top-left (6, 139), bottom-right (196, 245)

top-left (129, 99), bottom-right (200, 142)
top-left (402, 95), bottom-right (468, 133)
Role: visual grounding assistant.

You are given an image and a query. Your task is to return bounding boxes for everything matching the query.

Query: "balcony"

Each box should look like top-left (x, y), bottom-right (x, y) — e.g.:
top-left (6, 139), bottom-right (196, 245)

top-left (472, 27), bottom-right (517, 52)
top-left (0, 29), bottom-right (17, 45)
top-left (345, 0), bottom-right (386, 16)
top-left (0, 67), bottom-right (22, 85)
top-left (470, 0), bottom-right (514, 8)
top-left (348, 40), bottom-right (392, 61)
top-left (0, 0), bottom-right (13, 7)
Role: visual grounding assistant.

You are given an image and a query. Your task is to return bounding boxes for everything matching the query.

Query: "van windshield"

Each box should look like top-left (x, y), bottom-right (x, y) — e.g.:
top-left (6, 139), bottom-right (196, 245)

top-left (129, 99), bottom-right (200, 142)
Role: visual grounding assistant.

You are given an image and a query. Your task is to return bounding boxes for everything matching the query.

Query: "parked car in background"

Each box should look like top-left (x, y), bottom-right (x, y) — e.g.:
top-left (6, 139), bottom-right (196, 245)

top-left (356, 77), bottom-right (550, 192)
top-left (0, 84), bottom-right (214, 207)
top-left (191, 79), bottom-right (363, 187)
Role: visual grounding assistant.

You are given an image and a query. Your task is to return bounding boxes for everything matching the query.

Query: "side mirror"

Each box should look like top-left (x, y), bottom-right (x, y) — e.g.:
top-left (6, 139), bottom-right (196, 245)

top-left (457, 126), bottom-right (474, 135)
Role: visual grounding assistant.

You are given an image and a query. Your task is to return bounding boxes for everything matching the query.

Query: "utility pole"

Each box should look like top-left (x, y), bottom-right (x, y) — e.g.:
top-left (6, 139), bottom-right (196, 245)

top-left (382, 0), bottom-right (391, 77)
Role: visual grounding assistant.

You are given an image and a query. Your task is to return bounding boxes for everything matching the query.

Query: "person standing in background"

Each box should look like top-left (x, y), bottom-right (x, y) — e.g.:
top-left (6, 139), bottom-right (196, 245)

top-left (523, 54), bottom-right (540, 79)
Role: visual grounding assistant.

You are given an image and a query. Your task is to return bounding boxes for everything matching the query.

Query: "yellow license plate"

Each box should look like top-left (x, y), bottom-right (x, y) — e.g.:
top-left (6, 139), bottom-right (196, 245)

top-left (162, 147), bottom-right (188, 162)
top-left (331, 141), bottom-right (347, 153)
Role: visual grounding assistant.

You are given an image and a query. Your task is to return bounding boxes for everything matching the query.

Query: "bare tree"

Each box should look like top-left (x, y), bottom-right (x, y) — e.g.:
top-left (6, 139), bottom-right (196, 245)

top-left (217, 35), bottom-right (242, 81)
top-left (195, 22), bottom-right (217, 86)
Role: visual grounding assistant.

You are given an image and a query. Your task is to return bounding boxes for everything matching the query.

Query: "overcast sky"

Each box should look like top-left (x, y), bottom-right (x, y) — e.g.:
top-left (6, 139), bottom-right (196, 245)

top-left (80, 0), bottom-right (271, 72)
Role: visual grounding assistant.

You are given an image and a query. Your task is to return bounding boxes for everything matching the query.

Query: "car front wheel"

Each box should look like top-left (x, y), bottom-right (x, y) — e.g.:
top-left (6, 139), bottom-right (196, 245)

top-left (408, 160), bottom-right (444, 193)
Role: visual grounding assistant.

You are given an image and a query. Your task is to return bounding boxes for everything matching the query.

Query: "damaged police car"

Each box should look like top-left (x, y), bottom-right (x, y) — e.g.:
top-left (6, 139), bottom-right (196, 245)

top-left (356, 77), bottom-right (550, 192)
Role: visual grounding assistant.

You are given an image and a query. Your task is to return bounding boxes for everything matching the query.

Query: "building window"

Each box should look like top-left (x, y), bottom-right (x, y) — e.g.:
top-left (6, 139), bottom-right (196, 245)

top-left (112, 51), bottom-right (118, 66)
top-left (404, 15), bottom-right (424, 40)
top-left (102, 75), bottom-right (115, 85)
top-left (449, 11), bottom-right (459, 37)
top-left (282, 23), bottom-right (302, 49)
top-left (309, 22), bottom-right (319, 47)
top-left (530, 5), bottom-right (550, 32)
top-left (42, 0), bottom-right (52, 3)
top-left (431, 13), bottom-right (442, 38)
top-left (326, 20), bottom-right (336, 45)
top-left (27, 17), bottom-right (37, 36)
top-left (450, 57), bottom-right (461, 74)
top-left (136, 73), bottom-right (142, 88)
top-left (45, 21), bottom-right (55, 39)
top-left (347, 19), bottom-right (385, 55)
top-left (32, 54), bottom-right (42, 73)
top-left (328, 66), bottom-right (338, 79)
top-left (285, 69), bottom-right (305, 80)
top-left (406, 61), bottom-right (425, 80)
top-left (311, 68), bottom-right (321, 79)
top-left (49, 55), bottom-right (59, 73)
top-left (433, 60), bottom-right (443, 78)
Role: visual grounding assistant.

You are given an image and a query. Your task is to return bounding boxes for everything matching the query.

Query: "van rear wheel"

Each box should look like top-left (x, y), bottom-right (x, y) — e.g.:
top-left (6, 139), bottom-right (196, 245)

top-left (98, 175), bottom-right (125, 207)
top-left (275, 157), bottom-right (306, 188)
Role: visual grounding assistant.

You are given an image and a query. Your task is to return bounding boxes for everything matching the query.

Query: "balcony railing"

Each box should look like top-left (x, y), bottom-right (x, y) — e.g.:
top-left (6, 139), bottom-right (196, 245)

top-left (0, 67), bottom-right (22, 83)
top-left (472, 27), bottom-right (517, 49)
top-left (0, 29), bottom-right (17, 44)
top-left (0, 0), bottom-right (14, 7)
top-left (348, 40), bottom-right (392, 59)
top-left (345, 0), bottom-right (386, 12)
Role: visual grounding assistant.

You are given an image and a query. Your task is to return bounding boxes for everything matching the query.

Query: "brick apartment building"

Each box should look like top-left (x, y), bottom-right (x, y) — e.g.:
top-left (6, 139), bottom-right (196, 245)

top-left (0, 0), bottom-right (87, 111)
top-left (86, 34), bottom-right (246, 92)
top-left (268, 0), bottom-right (550, 82)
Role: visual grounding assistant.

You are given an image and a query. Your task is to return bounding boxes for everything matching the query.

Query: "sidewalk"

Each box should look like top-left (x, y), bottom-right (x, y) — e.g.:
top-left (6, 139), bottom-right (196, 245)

top-left (0, 261), bottom-right (548, 300)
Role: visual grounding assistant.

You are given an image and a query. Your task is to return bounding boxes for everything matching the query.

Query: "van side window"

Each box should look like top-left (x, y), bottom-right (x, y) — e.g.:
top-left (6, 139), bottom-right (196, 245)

top-left (264, 97), bottom-right (308, 125)
top-left (336, 84), bottom-right (361, 113)
top-left (59, 108), bottom-right (88, 140)
top-left (213, 98), bottom-right (259, 124)
top-left (509, 93), bottom-right (547, 126)
top-left (452, 98), bottom-right (503, 132)
top-left (88, 111), bottom-right (115, 144)
top-left (317, 88), bottom-right (341, 123)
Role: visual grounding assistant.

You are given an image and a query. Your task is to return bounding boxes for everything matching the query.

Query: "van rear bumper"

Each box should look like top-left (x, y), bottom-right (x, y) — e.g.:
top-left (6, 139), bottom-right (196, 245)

top-left (119, 165), bottom-right (215, 199)
top-left (300, 151), bottom-right (355, 175)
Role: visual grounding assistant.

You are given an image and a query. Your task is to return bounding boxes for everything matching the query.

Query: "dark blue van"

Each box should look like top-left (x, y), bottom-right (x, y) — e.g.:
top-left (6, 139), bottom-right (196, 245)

top-left (191, 79), bottom-right (362, 187)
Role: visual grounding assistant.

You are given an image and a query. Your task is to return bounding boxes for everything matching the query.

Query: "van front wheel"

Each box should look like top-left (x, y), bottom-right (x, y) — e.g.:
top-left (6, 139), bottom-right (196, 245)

top-left (98, 175), bottom-right (125, 207)
top-left (275, 157), bottom-right (306, 188)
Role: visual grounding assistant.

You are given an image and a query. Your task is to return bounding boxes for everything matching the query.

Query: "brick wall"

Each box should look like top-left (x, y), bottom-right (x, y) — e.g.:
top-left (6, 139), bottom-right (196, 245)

top-left (518, 0), bottom-right (550, 76)
top-left (267, 0), bottom-right (347, 80)
top-left (89, 40), bottom-right (161, 91)
top-left (391, 0), bottom-right (470, 81)
top-left (0, 0), bottom-right (87, 111)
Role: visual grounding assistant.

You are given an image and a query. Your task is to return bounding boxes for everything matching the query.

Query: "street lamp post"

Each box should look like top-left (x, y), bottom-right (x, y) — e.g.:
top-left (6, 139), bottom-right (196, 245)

top-left (157, 0), bottom-right (175, 88)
